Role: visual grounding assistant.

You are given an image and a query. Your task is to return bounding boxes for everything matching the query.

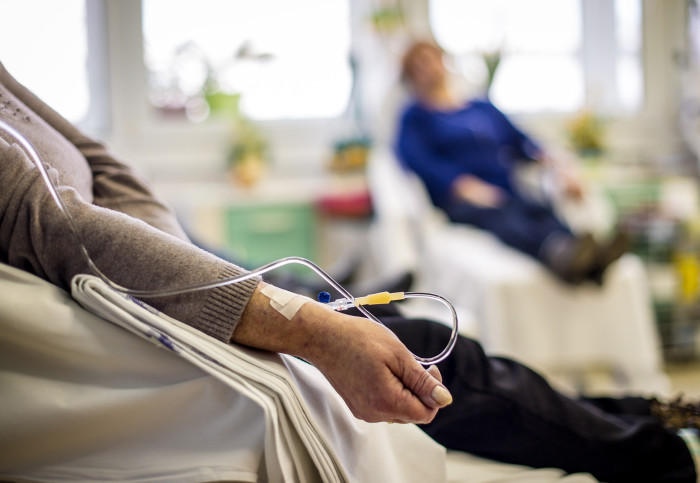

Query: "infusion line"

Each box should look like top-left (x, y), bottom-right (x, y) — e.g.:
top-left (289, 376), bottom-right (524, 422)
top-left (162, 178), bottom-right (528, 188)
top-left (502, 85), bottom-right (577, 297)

top-left (0, 117), bottom-right (459, 365)
top-left (321, 290), bottom-right (459, 365)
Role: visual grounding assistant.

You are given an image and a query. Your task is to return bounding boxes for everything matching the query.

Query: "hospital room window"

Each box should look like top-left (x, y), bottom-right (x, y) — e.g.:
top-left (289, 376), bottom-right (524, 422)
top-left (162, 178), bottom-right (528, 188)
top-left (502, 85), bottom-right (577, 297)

top-left (429, 0), bottom-right (644, 114)
top-left (142, 0), bottom-right (353, 121)
top-left (0, 0), bottom-right (90, 123)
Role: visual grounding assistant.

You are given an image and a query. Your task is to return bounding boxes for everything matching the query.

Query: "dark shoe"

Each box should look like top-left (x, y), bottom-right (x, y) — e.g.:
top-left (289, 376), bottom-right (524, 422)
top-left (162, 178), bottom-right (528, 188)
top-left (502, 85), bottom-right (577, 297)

top-left (543, 233), bottom-right (598, 285)
top-left (651, 395), bottom-right (700, 431)
top-left (588, 231), bottom-right (629, 285)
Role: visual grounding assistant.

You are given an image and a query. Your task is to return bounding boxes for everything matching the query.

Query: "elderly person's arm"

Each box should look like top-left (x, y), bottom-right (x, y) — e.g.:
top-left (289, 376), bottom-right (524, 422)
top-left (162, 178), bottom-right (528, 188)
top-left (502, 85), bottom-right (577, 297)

top-left (0, 138), bottom-right (450, 425)
top-left (0, 138), bottom-right (257, 340)
top-left (482, 101), bottom-right (586, 201)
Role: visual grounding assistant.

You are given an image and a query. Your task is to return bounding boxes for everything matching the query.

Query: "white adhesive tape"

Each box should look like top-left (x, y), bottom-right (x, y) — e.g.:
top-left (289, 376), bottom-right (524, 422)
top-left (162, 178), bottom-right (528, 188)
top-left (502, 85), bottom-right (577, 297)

top-left (260, 284), bottom-right (314, 320)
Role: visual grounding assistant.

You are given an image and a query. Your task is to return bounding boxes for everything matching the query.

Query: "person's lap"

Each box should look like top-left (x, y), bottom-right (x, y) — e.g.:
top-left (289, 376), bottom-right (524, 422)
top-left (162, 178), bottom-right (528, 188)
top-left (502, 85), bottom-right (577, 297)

top-left (441, 197), bottom-right (571, 259)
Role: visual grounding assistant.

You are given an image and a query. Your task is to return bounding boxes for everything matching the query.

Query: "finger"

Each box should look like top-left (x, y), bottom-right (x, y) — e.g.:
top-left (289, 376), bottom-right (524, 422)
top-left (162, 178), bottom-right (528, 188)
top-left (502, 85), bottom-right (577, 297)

top-left (406, 364), bottom-right (453, 410)
top-left (425, 366), bottom-right (451, 407)
top-left (430, 384), bottom-right (453, 408)
top-left (389, 404), bottom-right (439, 425)
top-left (387, 419), bottom-right (406, 424)
top-left (427, 364), bottom-right (443, 384)
top-left (387, 379), bottom-right (441, 424)
top-left (381, 366), bottom-right (444, 423)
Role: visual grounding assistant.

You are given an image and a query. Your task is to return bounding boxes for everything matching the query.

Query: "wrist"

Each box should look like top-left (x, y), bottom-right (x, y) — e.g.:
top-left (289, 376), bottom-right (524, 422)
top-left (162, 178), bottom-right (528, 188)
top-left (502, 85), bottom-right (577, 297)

top-left (233, 282), bottom-right (345, 363)
top-left (290, 301), bottom-right (347, 365)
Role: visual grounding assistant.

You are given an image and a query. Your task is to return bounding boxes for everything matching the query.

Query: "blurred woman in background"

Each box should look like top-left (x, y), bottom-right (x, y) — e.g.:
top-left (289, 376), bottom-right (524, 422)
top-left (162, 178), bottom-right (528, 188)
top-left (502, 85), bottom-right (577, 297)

top-left (395, 40), bottom-right (627, 285)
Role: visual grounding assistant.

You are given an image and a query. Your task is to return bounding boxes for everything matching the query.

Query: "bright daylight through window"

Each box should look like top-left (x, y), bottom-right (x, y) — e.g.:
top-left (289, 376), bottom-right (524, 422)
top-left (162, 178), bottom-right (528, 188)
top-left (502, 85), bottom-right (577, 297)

top-left (429, 0), bottom-right (643, 114)
top-left (142, 0), bottom-right (353, 122)
top-left (0, 0), bottom-right (89, 123)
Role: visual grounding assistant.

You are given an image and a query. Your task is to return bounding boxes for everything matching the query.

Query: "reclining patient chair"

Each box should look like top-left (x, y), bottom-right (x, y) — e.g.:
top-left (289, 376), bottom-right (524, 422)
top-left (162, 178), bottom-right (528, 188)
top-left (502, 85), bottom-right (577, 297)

top-left (0, 262), bottom-right (599, 482)
top-left (367, 145), bottom-right (670, 396)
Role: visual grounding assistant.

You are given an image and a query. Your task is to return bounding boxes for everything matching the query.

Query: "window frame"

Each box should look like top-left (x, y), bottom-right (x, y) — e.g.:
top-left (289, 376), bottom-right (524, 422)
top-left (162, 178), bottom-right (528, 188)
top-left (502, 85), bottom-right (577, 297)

top-left (82, 0), bottom-right (113, 137)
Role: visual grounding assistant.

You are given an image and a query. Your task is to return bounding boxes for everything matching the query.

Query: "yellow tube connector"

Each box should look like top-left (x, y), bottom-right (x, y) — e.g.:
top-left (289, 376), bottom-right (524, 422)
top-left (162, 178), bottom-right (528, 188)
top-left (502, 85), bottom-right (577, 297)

top-left (353, 291), bottom-right (405, 306)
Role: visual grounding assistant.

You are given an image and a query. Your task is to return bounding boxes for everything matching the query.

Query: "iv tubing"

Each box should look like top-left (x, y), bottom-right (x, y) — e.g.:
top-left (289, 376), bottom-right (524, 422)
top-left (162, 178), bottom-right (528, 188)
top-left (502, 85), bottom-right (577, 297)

top-left (0, 118), bottom-right (459, 365)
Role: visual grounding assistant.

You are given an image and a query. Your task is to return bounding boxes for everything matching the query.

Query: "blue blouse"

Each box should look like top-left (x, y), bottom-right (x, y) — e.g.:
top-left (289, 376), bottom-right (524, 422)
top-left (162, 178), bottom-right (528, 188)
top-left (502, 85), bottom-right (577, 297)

top-left (394, 99), bottom-right (541, 208)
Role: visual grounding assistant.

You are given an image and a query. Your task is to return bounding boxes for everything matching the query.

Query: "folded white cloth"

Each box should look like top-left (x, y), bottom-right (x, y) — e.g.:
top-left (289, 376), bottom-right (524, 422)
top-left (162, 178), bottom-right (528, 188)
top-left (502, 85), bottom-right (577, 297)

top-left (70, 273), bottom-right (449, 482)
top-left (69, 274), bottom-right (449, 483)
top-left (0, 266), bottom-right (268, 482)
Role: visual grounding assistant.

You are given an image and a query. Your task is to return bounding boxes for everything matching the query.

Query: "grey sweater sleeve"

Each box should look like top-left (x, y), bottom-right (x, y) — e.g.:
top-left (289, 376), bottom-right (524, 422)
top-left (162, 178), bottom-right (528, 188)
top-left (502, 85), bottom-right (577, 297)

top-left (0, 59), bottom-right (260, 342)
top-left (0, 139), bottom-right (258, 342)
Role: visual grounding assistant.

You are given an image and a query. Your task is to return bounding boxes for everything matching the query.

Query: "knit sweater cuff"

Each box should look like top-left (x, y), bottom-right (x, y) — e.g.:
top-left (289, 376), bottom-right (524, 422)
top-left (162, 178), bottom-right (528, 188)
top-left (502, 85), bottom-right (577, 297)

top-left (197, 265), bottom-right (260, 343)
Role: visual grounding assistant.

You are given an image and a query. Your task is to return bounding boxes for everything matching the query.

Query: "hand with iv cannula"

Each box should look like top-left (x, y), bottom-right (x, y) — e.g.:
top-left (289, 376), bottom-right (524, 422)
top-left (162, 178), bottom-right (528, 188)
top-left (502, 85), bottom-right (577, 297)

top-left (233, 281), bottom-right (452, 424)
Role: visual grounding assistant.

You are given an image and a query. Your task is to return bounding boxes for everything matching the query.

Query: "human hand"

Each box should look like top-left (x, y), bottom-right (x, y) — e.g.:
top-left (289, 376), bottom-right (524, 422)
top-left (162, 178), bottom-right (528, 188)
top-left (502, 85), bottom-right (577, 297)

top-left (302, 309), bottom-right (453, 424)
top-left (234, 283), bottom-right (452, 424)
top-left (452, 175), bottom-right (505, 208)
top-left (559, 170), bottom-right (586, 201)
top-left (540, 151), bottom-right (586, 201)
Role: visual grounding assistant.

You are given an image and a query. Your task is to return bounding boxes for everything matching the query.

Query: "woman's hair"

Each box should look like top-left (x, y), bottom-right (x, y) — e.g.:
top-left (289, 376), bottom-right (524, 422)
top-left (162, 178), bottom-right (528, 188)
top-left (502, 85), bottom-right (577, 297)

top-left (400, 40), bottom-right (444, 85)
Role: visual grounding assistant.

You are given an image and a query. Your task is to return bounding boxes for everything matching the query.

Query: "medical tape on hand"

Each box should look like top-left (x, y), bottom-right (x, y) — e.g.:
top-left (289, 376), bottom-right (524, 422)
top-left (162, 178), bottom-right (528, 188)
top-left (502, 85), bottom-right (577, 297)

top-left (260, 284), bottom-right (314, 320)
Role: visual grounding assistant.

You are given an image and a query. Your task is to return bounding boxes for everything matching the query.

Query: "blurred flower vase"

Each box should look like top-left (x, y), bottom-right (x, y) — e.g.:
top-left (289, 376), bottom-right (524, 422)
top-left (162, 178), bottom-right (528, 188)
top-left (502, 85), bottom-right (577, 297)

top-left (329, 136), bottom-right (372, 173)
top-left (566, 109), bottom-right (607, 159)
top-left (227, 114), bottom-right (269, 188)
top-left (368, 4), bottom-right (405, 34)
top-left (204, 90), bottom-right (241, 119)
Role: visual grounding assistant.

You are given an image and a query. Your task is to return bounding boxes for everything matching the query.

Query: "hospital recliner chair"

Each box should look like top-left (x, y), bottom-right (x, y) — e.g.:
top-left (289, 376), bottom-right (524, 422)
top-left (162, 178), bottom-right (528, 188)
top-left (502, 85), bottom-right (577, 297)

top-left (367, 146), bottom-right (670, 396)
top-left (0, 262), bottom-right (599, 482)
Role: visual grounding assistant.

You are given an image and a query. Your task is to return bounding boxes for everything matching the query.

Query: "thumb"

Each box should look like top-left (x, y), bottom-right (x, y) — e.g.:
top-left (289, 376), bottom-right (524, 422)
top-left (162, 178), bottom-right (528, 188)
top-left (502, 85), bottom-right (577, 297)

top-left (410, 364), bottom-right (453, 409)
top-left (427, 364), bottom-right (443, 383)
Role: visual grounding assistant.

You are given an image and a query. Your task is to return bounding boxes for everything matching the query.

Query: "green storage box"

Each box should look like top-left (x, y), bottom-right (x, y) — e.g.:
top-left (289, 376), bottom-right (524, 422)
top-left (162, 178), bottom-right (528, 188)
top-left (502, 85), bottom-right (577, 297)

top-left (224, 203), bottom-right (317, 276)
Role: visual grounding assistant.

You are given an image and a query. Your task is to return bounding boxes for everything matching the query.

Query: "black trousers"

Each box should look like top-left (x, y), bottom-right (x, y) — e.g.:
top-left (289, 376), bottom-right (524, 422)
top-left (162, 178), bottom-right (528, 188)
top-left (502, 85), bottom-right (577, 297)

top-left (442, 196), bottom-right (572, 262)
top-left (352, 306), bottom-right (696, 483)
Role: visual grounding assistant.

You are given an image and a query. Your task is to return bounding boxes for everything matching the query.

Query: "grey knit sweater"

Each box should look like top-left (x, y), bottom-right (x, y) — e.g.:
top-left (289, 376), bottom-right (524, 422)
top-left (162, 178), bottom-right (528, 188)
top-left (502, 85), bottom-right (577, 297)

top-left (0, 61), bottom-right (258, 342)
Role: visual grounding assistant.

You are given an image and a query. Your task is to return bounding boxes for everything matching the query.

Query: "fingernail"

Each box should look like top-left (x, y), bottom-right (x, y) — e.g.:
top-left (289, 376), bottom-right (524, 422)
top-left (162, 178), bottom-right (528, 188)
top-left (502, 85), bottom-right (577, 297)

top-left (431, 385), bottom-right (453, 406)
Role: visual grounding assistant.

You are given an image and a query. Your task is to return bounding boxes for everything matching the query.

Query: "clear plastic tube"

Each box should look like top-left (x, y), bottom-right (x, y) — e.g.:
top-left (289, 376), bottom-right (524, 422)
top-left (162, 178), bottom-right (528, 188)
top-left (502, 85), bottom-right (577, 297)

top-left (403, 292), bottom-right (458, 364)
top-left (0, 117), bottom-right (458, 365)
